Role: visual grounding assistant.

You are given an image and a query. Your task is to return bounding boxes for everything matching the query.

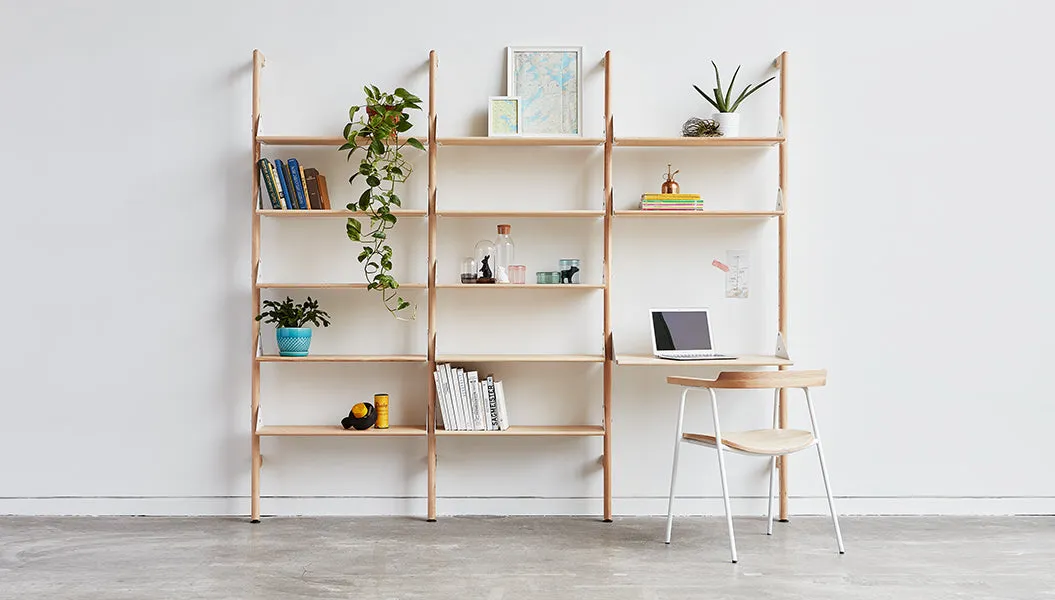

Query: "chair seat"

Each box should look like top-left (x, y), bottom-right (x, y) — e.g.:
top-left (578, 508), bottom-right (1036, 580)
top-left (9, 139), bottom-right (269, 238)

top-left (682, 428), bottom-right (816, 455)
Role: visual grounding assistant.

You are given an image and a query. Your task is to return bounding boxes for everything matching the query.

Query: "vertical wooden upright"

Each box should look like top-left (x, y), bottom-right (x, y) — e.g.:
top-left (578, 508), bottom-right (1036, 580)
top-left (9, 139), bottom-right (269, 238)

top-left (776, 51), bottom-right (790, 522)
top-left (250, 49), bottom-right (264, 523)
top-left (601, 51), bottom-right (614, 522)
top-left (426, 50), bottom-right (439, 522)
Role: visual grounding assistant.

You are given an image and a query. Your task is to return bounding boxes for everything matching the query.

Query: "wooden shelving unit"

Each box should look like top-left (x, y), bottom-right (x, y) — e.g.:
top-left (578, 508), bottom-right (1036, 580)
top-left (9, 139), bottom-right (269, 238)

top-left (256, 282), bottom-right (429, 289)
top-left (248, 49), bottom-right (792, 523)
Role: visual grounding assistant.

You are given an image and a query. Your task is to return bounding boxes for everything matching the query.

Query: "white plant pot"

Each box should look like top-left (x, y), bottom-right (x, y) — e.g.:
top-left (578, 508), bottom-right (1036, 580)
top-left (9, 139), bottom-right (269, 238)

top-left (712, 112), bottom-right (740, 137)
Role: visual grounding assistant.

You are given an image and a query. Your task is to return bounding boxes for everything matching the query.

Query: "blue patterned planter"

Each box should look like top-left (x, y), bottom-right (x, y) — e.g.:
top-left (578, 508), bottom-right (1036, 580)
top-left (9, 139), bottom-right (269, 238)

top-left (276, 327), bottom-right (312, 356)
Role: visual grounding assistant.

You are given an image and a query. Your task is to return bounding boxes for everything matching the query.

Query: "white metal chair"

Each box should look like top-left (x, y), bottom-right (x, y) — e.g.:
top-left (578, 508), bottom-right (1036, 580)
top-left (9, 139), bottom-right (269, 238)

top-left (664, 370), bottom-right (844, 563)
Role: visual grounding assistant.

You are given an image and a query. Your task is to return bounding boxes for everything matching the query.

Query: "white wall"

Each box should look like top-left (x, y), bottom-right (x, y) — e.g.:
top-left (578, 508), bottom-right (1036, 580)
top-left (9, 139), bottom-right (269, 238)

top-left (1, 0), bottom-right (1052, 517)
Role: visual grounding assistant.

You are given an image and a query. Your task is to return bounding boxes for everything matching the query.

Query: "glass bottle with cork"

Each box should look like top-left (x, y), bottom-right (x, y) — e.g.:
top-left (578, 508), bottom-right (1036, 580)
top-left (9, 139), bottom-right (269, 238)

top-left (494, 224), bottom-right (515, 284)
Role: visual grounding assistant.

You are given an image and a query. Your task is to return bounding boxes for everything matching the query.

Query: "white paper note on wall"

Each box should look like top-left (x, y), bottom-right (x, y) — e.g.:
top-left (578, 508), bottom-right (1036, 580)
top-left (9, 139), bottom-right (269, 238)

top-left (725, 250), bottom-right (749, 299)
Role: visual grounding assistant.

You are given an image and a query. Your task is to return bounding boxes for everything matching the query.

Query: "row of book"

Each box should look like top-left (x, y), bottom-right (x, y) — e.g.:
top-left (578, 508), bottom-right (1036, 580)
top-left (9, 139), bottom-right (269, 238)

top-left (433, 363), bottom-right (509, 431)
top-left (257, 157), bottom-right (332, 210)
top-left (640, 193), bottom-right (705, 211)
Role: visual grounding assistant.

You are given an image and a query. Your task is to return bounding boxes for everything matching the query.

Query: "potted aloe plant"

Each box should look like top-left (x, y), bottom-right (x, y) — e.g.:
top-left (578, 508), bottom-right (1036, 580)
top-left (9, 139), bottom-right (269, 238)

top-left (693, 62), bottom-right (775, 137)
top-left (256, 296), bottom-right (331, 357)
top-left (340, 86), bottom-right (425, 320)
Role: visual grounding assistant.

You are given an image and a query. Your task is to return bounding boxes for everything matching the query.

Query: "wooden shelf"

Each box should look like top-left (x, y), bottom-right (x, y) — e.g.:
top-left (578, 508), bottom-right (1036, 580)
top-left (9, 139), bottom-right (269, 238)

top-left (257, 135), bottom-right (427, 146)
top-left (615, 354), bottom-right (793, 367)
top-left (437, 354), bottom-right (605, 363)
top-left (257, 354), bottom-right (427, 363)
top-left (257, 425), bottom-right (427, 437)
top-left (615, 210), bottom-right (783, 219)
top-left (436, 425), bottom-right (604, 437)
top-left (436, 136), bottom-right (604, 147)
top-left (257, 209), bottom-right (428, 218)
top-left (436, 210), bottom-right (604, 218)
top-left (614, 137), bottom-right (784, 147)
top-left (256, 282), bottom-right (427, 289)
top-left (435, 284), bottom-right (604, 290)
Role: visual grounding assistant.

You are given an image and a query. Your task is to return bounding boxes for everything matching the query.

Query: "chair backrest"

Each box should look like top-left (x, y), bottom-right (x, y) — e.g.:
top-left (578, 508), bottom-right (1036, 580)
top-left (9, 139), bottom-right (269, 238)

top-left (667, 369), bottom-right (827, 390)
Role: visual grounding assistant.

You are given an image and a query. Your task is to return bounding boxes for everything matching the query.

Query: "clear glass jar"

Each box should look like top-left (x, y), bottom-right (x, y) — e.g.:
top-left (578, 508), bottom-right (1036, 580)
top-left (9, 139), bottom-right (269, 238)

top-left (558, 258), bottom-right (581, 284)
top-left (536, 270), bottom-right (560, 284)
top-left (509, 265), bottom-right (526, 284)
top-left (494, 224), bottom-right (515, 284)
top-left (473, 240), bottom-right (497, 283)
top-left (460, 257), bottom-right (476, 284)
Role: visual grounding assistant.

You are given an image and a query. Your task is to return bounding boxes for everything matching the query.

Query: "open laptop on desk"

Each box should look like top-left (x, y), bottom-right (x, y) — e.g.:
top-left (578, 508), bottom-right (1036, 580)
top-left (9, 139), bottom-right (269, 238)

top-left (650, 308), bottom-right (735, 361)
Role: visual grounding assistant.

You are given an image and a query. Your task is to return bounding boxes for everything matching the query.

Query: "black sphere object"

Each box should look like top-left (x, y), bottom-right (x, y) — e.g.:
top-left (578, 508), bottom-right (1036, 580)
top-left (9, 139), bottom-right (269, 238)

top-left (341, 403), bottom-right (377, 430)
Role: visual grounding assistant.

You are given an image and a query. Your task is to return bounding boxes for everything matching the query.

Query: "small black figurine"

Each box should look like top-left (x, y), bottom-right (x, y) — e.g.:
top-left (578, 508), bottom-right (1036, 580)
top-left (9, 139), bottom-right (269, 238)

top-left (559, 265), bottom-right (579, 284)
top-left (477, 255), bottom-right (495, 283)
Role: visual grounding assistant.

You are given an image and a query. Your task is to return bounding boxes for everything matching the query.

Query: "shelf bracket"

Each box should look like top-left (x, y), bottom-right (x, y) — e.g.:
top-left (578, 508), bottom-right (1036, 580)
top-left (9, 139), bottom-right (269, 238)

top-left (254, 260), bottom-right (262, 286)
top-left (776, 116), bottom-right (784, 138)
top-left (772, 55), bottom-right (782, 70)
top-left (256, 333), bottom-right (262, 358)
top-left (775, 332), bottom-right (790, 361)
top-left (775, 188), bottom-right (784, 212)
top-left (255, 405), bottom-right (263, 431)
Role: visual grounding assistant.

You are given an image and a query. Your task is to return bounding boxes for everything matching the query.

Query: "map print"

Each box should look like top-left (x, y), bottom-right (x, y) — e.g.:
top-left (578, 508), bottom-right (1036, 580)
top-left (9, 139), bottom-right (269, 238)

top-left (491, 99), bottom-right (519, 135)
top-left (512, 51), bottom-right (579, 135)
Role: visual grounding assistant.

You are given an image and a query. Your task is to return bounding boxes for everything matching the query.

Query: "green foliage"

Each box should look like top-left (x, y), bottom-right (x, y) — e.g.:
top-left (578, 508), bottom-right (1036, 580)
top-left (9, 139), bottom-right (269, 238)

top-left (341, 86), bottom-right (423, 320)
top-left (256, 296), bottom-right (331, 329)
top-left (693, 62), bottom-right (775, 113)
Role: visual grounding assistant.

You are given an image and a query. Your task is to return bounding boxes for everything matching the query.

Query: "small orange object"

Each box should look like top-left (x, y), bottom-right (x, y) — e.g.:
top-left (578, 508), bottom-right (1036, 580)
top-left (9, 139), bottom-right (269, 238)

top-left (374, 394), bottom-right (389, 429)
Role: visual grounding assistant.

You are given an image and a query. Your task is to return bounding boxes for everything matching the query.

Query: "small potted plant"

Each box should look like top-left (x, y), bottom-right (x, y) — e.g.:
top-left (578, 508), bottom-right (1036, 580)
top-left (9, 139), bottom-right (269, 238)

top-left (256, 296), bottom-right (331, 357)
top-left (693, 62), bottom-right (775, 137)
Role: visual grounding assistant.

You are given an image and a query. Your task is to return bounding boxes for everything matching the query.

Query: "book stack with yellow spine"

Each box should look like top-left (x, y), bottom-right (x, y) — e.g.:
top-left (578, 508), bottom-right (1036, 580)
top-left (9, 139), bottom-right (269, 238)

top-left (640, 193), bottom-right (704, 211)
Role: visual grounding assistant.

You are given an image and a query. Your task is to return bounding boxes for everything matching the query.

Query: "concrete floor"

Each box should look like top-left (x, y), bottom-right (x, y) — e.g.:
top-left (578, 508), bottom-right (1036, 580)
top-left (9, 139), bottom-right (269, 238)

top-left (0, 516), bottom-right (1052, 599)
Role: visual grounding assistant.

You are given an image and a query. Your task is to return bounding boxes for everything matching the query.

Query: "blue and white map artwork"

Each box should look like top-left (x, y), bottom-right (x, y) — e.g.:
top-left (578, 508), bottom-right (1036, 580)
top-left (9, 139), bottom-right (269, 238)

top-left (511, 51), bottom-right (579, 135)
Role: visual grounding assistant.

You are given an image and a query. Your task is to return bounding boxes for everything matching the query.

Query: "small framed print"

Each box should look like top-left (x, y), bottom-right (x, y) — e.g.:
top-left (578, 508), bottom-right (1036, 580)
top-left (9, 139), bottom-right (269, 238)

top-left (506, 46), bottom-right (583, 137)
top-left (488, 96), bottom-right (522, 137)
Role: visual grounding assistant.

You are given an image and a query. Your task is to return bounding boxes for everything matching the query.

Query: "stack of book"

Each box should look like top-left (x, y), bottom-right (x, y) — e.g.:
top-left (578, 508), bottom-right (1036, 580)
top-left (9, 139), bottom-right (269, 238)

top-left (433, 363), bottom-right (509, 431)
top-left (640, 193), bottom-right (704, 211)
top-left (257, 157), bottom-right (331, 210)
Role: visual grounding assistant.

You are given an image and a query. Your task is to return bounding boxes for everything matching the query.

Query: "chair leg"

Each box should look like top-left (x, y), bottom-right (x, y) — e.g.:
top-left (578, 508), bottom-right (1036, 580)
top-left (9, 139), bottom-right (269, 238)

top-left (815, 441), bottom-right (845, 554)
top-left (766, 456), bottom-right (776, 536)
top-left (709, 389), bottom-right (737, 563)
top-left (665, 388), bottom-right (689, 544)
top-left (804, 387), bottom-right (845, 554)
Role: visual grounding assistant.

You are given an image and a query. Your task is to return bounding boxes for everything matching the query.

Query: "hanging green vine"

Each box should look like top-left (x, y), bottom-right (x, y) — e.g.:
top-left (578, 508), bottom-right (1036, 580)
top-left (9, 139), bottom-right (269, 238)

top-left (340, 86), bottom-right (424, 320)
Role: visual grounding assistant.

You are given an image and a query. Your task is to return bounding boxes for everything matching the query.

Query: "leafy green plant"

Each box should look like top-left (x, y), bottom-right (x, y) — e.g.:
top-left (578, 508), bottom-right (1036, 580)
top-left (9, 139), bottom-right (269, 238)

top-left (693, 62), bottom-right (776, 113)
top-left (340, 86), bottom-right (424, 320)
top-left (255, 296), bottom-right (331, 329)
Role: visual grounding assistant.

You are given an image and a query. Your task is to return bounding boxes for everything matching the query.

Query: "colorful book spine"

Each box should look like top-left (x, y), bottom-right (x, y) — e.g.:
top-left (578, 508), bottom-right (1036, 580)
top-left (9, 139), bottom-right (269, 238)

top-left (288, 158), bottom-right (309, 210)
top-left (642, 193), bottom-right (702, 200)
top-left (257, 159), bottom-right (282, 209)
top-left (267, 161), bottom-right (286, 209)
top-left (303, 168), bottom-right (323, 209)
top-left (274, 160), bottom-right (294, 209)
top-left (317, 174), bottom-right (331, 209)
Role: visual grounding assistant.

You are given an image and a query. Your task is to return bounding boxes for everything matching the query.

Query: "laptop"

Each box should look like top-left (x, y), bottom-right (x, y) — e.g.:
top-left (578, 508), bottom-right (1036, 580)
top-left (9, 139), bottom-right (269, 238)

top-left (650, 308), bottom-right (734, 361)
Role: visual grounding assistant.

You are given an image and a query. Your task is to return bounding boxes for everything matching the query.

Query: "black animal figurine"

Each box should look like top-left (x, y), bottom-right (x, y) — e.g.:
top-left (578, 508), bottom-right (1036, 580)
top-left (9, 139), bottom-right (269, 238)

top-left (477, 255), bottom-right (495, 283)
top-left (559, 265), bottom-right (580, 284)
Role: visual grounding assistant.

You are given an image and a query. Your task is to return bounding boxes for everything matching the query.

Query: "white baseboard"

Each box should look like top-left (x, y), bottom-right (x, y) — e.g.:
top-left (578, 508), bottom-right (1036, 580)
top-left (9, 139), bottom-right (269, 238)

top-left (1, 496), bottom-right (1052, 517)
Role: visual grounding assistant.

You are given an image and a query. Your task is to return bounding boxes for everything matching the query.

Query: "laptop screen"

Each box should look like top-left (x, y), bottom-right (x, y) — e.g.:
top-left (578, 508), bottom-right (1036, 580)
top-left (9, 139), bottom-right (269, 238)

top-left (652, 310), bottom-right (713, 351)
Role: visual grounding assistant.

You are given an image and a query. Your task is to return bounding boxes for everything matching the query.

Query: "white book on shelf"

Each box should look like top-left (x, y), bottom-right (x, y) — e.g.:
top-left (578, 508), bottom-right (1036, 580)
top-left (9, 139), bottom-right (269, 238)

top-left (445, 364), bottom-right (462, 430)
top-left (466, 371), bottom-right (483, 431)
top-left (432, 369), bottom-right (448, 430)
top-left (495, 380), bottom-right (509, 431)
top-left (441, 363), bottom-right (460, 430)
top-left (485, 375), bottom-right (500, 431)
top-left (455, 367), bottom-right (470, 431)
top-left (479, 381), bottom-right (492, 431)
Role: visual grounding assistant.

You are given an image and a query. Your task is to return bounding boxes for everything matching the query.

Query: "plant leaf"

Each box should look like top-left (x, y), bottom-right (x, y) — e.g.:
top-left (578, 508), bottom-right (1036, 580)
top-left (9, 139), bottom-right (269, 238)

top-left (339, 142), bottom-right (353, 151)
top-left (693, 85), bottom-right (721, 111)
top-left (370, 138), bottom-right (384, 155)
top-left (729, 76), bottom-right (776, 112)
top-left (346, 218), bottom-right (362, 242)
top-left (711, 61), bottom-right (723, 105)
top-left (366, 175), bottom-right (381, 187)
top-left (406, 137), bottom-right (425, 151)
top-left (714, 88), bottom-right (726, 112)
top-left (724, 65), bottom-right (741, 109)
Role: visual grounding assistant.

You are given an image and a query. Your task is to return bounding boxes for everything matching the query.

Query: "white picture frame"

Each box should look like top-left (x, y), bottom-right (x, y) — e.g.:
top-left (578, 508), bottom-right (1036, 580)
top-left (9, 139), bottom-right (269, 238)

top-left (506, 46), bottom-right (583, 137)
top-left (487, 96), bottom-right (522, 137)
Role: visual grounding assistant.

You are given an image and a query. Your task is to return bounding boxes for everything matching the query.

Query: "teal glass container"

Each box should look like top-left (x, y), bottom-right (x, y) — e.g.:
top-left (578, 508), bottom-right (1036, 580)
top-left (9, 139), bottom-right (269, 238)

top-left (558, 259), bottom-right (581, 284)
top-left (536, 271), bottom-right (561, 284)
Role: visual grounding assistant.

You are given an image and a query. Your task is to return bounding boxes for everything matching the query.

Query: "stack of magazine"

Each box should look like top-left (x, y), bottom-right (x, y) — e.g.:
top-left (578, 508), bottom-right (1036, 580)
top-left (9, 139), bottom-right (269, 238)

top-left (433, 363), bottom-right (509, 431)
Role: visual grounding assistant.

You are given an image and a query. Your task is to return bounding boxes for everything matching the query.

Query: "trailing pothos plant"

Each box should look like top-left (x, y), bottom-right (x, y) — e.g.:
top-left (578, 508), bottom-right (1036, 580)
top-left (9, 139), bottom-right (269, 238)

top-left (340, 85), bottom-right (424, 320)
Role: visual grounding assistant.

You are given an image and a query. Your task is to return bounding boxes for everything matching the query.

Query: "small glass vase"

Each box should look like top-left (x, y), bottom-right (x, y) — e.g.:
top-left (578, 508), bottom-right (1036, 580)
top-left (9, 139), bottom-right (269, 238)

top-left (473, 240), bottom-right (497, 283)
top-left (494, 224), bottom-right (515, 284)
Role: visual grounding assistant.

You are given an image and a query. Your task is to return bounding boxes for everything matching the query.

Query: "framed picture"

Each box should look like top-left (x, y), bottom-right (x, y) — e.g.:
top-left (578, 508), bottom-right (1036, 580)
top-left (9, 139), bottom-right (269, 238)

top-left (487, 96), bottom-right (522, 137)
top-left (506, 46), bottom-right (583, 137)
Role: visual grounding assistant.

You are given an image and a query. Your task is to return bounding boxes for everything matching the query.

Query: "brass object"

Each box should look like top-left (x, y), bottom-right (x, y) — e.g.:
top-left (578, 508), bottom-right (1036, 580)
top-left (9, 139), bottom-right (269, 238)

top-left (661, 164), bottom-right (680, 194)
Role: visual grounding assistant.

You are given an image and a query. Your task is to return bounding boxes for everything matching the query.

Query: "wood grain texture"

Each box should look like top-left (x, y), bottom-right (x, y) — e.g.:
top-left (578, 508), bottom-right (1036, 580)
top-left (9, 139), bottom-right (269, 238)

top-left (256, 355), bottom-right (427, 363)
top-left (602, 50), bottom-right (614, 522)
top-left (614, 210), bottom-right (782, 219)
top-left (436, 210), bottom-right (603, 218)
top-left (614, 137), bottom-right (783, 147)
top-left (257, 209), bottom-right (427, 218)
top-left (667, 369), bottom-right (826, 390)
top-left (257, 425), bottom-right (427, 437)
top-left (256, 282), bottom-right (428, 289)
top-left (437, 354), bottom-right (605, 363)
top-left (250, 49), bottom-right (263, 523)
top-left (427, 49), bottom-right (439, 522)
top-left (778, 50), bottom-right (790, 521)
top-left (436, 136), bottom-right (604, 146)
top-left (683, 429), bottom-right (816, 455)
top-left (615, 354), bottom-right (793, 367)
top-left (434, 284), bottom-right (604, 289)
top-left (435, 425), bottom-right (604, 436)
top-left (258, 135), bottom-right (428, 146)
